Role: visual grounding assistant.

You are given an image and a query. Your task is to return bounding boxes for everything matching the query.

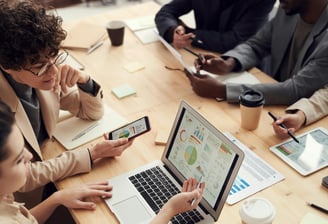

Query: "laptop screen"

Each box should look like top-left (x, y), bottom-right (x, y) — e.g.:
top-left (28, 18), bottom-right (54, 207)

top-left (162, 101), bottom-right (244, 221)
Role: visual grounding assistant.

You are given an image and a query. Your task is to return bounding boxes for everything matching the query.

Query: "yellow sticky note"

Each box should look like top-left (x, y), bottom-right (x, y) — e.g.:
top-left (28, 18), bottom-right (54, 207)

top-left (112, 84), bottom-right (136, 99)
top-left (123, 61), bottom-right (145, 73)
top-left (300, 212), bottom-right (328, 224)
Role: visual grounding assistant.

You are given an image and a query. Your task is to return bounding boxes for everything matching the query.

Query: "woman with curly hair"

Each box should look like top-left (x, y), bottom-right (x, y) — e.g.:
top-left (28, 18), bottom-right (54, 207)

top-left (0, 0), bottom-right (133, 211)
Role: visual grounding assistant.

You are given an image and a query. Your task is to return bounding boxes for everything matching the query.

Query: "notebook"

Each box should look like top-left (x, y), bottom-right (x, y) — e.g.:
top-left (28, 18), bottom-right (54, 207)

top-left (105, 101), bottom-right (245, 224)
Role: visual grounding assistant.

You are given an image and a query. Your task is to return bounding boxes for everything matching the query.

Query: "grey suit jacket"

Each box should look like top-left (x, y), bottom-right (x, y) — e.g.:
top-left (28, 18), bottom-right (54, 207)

top-left (286, 85), bottom-right (328, 125)
top-left (224, 6), bottom-right (328, 105)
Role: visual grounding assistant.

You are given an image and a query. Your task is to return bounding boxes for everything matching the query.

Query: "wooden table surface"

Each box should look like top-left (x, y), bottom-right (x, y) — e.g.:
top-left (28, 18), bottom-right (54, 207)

top-left (43, 2), bottom-right (328, 223)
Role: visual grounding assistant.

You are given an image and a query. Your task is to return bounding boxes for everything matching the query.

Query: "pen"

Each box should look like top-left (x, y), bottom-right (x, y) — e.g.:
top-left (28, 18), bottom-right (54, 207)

top-left (189, 36), bottom-right (203, 45)
top-left (268, 112), bottom-right (300, 144)
top-left (175, 30), bottom-right (203, 45)
top-left (87, 41), bottom-right (104, 55)
top-left (183, 47), bottom-right (200, 58)
top-left (190, 176), bottom-right (203, 206)
top-left (182, 47), bottom-right (203, 76)
top-left (306, 202), bottom-right (328, 215)
top-left (71, 122), bottom-right (99, 141)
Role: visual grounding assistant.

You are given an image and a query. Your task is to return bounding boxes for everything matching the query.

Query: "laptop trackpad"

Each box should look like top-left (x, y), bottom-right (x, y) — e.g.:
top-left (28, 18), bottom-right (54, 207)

top-left (112, 196), bottom-right (152, 224)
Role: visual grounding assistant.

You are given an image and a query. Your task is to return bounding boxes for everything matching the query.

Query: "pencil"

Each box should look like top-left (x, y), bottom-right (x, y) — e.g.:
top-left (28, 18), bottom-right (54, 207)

top-left (268, 112), bottom-right (300, 144)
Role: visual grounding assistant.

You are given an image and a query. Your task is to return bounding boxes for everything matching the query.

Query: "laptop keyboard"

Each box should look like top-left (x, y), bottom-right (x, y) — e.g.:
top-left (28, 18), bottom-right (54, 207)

top-left (128, 166), bottom-right (204, 224)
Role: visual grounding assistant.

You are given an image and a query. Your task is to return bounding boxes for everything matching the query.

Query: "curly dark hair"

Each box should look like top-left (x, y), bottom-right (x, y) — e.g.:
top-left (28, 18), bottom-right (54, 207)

top-left (0, 101), bottom-right (14, 164)
top-left (0, 0), bottom-right (67, 70)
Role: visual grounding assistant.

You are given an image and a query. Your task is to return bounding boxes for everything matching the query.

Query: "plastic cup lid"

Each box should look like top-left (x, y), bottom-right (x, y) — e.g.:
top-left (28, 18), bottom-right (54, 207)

top-left (239, 197), bottom-right (276, 224)
top-left (239, 90), bottom-right (265, 107)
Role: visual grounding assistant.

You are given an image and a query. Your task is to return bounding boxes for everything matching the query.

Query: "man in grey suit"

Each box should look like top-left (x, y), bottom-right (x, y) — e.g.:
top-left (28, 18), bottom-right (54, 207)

top-left (186, 0), bottom-right (328, 105)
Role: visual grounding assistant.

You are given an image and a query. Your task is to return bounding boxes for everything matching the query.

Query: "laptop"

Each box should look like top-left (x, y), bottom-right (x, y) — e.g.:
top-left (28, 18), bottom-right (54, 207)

top-left (105, 101), bottom-right (245, 224)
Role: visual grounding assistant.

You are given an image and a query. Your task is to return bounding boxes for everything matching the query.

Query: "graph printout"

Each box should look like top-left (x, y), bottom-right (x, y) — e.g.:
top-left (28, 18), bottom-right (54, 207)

top-left (225, 133), bottom-right (285, 205)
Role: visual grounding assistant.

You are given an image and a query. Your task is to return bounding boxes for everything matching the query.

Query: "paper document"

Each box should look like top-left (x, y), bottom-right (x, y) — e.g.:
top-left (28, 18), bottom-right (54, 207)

top-left (54, 105), bottom-right (127, 150)
top-left (197, 69), bottom-right (260, 85)
top-left (135, 28), bottom-right (159, 44)
top-left (224, 132), bottom-right (285, 205)
top-left (125, 16), bottom-right (155, 31)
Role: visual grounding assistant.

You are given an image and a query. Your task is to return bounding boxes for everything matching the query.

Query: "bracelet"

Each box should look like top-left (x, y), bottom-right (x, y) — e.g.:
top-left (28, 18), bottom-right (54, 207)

top-left (87, 147), bottom-right (93, 167)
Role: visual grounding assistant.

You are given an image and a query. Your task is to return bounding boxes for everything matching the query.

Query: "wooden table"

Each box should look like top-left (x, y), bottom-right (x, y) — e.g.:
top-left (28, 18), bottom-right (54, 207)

top-left (43, 2), bottom-right (328, 223)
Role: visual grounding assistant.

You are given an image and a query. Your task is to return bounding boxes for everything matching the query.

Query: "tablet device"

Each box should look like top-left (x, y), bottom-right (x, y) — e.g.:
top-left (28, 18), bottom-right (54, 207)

top-left (269, 127), bottom-right (328, 176)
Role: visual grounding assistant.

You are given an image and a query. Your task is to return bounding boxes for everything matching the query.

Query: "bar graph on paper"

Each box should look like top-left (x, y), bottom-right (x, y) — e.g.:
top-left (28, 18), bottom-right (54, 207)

top-left (225, 132), bottom-right (285, 205)
top-left (230, 176), bottom-right (250, 194)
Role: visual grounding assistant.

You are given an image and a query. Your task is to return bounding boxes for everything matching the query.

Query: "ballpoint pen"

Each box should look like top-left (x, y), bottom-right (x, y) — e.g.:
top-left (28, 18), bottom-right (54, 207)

top-left (175, 30), bottom-right (204, 45)
top-left (306, 202), bottom-right (328, 215)
top-left (71, 122), bottom-right (99, 141)
top-left (268, 112), bottom-right (300, 143)
top-left (87, 33), bottom-right (106, 55)
top-left (190, 176), bottom-right (203, 206)
top-left (87, 41), bottom-right (104, 55)
top-left (183, 47), bottom-right (200, 58)
top-left (189, 36), bottom-right (203, 45)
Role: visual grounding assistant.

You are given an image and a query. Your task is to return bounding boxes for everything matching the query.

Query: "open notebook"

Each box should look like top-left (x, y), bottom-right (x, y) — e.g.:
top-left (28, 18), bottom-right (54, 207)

top-left (105, 101), bottom-right (244, 224)
top-left (54, 105), bottom-right (127, 150)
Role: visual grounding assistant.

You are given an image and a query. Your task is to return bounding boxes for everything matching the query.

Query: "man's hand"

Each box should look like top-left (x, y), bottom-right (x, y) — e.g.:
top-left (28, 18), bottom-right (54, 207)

top-left (173, 25), bottom-right (194, 49)
top-left (195, 54), bottom-right (236, 75)
top-left (185, 69), bottom-right (227, 99)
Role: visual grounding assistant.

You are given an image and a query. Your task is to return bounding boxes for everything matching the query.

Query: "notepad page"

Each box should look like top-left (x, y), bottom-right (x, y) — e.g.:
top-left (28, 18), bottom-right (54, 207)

top-left (54, 105), bottom-right (127, 150)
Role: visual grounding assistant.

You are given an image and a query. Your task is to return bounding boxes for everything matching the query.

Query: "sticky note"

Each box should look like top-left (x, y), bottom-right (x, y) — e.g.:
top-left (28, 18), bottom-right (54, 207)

top-left (112, 84), bottom-right (136, 99)
top-left (123, 61), bottom-right (145, 73)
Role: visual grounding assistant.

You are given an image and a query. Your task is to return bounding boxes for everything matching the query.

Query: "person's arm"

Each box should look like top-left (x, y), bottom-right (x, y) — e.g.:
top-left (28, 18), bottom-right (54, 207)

top-left (192, 0), bottom-right (275, 53)
top-left (20, 136), bottom-right (133, 192)
top-left (58, 64), bottom-right (104, 121)
top-left (286, 85), bottom-right (328, 125)
top-left (272, 110), bottom-right (306, 138)
top-left (155, 0), bottom-right (192, 43)
top-left (150, 178), bottom-right (205, 224)
top-left (223, 11), bottom-right (274, 72)
top-left (19, 148), bottom-right (92, 192)
top-left (30, 181), bottom-right (112, 224)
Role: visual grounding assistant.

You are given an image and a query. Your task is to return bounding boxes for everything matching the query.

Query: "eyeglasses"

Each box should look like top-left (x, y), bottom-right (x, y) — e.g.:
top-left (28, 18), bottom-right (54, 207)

top-left (26, 50), bottom-right (68, 77)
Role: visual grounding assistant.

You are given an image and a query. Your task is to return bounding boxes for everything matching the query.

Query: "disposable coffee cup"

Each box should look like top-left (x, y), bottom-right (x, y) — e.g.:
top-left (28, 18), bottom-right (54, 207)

top-left (106, 20), bottom-right (125, 46)
top-left (239, 197), bottom-right (276, 224)
top-left (239, 89), bottom-right (265, 131)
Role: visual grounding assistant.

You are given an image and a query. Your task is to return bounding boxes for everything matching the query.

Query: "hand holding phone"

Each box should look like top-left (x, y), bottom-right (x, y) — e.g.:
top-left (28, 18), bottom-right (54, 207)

top-left (108, 116), bottom-right (151, 140)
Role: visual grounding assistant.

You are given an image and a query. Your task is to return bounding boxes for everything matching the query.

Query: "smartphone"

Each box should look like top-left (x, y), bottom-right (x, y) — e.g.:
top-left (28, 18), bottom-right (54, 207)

top-left (108, 116), bottom-right (151, 140)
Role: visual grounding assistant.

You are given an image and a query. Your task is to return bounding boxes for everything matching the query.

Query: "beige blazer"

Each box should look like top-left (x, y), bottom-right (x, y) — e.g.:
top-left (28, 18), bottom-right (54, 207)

top-left (287, 85), bottom-right (328, 125)
top-left (0, 71), bottom-right (104, 160)
top-left (0, 194), bottom-right (38, 224)
top-left (0, 149), bottom-right (92, 223)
